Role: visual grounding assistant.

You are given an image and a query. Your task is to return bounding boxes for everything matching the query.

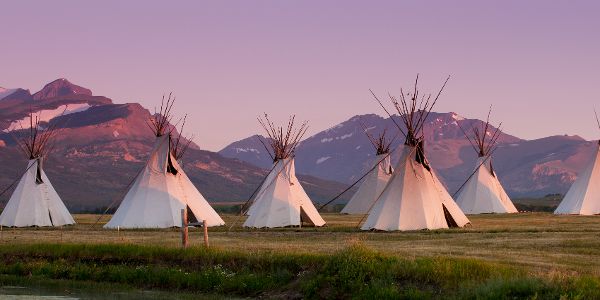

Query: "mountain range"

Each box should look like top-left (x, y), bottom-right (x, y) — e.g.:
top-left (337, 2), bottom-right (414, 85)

top-left (220, 113), bottom-right (594, 198)
top-left (0, 79), bottom-right (349, 212)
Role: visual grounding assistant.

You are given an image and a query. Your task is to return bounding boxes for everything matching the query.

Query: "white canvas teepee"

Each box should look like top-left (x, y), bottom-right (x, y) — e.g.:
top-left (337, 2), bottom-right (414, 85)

top-left (105, 94), bottom-right (224, 228)
top-left (243, 115), bottom-right (325, 228)
top-left (455, 111), bottom-right (518, 214)
top-left (362, 75), bottom-right (470, 231)
top-left (554, 143), bottom-right (600, 215)
top-left (0, 113), bottom-right (74, 227)
top-left (341, 154), bottom-right (392, 214)
top-left (342, 155), bottom-right (393, 214)
top-left (244, 158), bottom-right (326, 228)
top-left (0, 158), bottom-right (75, 227)
top-left (456, 157), bottom-right (517, 214)
top-left (361, 146), bottom-right (470, 231)
top-left (342, 127), bottom-right (393, 214)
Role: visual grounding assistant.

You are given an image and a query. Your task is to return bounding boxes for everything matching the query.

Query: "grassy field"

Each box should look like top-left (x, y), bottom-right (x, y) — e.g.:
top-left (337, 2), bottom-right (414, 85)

top-left (1, 213), bottom-right (599, 299)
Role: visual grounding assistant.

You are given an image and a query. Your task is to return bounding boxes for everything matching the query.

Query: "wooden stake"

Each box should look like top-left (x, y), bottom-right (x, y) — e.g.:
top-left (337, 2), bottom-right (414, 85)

top-left (181, 209), bottom-right (188, 248)
top-left (203, 220), bottom-right (209, 248)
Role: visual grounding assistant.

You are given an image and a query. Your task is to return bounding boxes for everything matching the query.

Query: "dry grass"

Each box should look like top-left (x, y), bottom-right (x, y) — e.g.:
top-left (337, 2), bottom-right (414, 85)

top-left (1, 213), bottom-right (599, 277)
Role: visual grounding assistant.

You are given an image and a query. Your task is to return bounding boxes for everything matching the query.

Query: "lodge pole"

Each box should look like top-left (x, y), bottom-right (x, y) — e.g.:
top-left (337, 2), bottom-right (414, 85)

top-left (181, 209), bottom-right (188, 248)
top-left (203, 219), bottom-right (209, 248)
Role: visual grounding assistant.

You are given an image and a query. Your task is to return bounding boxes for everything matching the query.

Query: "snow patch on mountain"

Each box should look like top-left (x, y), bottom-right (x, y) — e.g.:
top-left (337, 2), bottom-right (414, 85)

top-left (338, 133), bottom-right (353, 140)
top-left (324, 123), bottom-right (344, 133)
top-left (235, 147), bottom-right (260, 154)
top-left (316, 156), bottom-right (331, 164)
top-left (431, 117), bottom-right (459, 127)
top-left (451, 113), bottom-right (465, 121)
top-left (3, 103), bottom-right (92, 132)
top-left (320, 133), bottom-right (353, 144)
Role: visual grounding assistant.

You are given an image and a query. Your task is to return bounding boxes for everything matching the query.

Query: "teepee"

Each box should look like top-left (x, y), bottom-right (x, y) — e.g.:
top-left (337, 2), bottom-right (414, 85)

top-left (361, 75), bottom-right (470, 231)
top-left (555, 114), bottom-right (600, 215)
top-left (341, 127), bottom-right (394, 214)
top-left (454, 109), bottom-right (518, 214)
top-left (0, 113), bottom-right (75, 227)
top-left (105, 94), bottom-right (224, 228)
top-left (243, 115), bottom-right (326, 228)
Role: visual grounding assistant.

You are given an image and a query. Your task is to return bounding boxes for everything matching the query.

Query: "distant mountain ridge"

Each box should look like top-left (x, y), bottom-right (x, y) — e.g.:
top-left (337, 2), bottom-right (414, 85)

top-left (0, 79), bottom-right (112, 132)
top-left (220, 113), bottom-right (592, 197)
top-left (0, 79), bottom-right (351, 212)
top-left (0, 87), bottom-right (17, 100)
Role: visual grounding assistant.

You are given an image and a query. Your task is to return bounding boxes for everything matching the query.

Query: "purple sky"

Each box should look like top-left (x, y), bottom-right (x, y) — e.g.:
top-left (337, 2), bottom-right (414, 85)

top-left (2, 1), bottom-right (600, 151)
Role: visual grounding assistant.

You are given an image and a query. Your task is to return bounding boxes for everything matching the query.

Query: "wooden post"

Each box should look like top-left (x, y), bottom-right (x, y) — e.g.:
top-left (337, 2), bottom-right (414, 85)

top-left (181, 209), bottom-right (188, 248)
top-left (203, 219), bottom-right (209, 248)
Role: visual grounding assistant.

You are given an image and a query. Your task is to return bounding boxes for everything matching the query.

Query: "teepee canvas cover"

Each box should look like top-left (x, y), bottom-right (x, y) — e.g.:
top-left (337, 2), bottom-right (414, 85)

top-left (243, 115), bottom-right (325, 228)
top-left (361, 75), bottom-right (470, 231)
top-left (0, 113), bottom-right (74, 227)
top-left (244, 157), bottom-right (326, 228)
top-left (342, 154), bottom-right (392, 214)
top-left (105, 94), bottom-right (224, 228)
top-left (554, 143), bottom-right (600, 215)
top-left (361, 146), bottom-right (470, 231)
top-left (0, 158), bottom-right (75, 227)
top-left (456, 157), bottom-right (517, 214)
top-left (455, 110), bottom-right (518, 214)
top-left (342, 128), bottom-right (394, 214)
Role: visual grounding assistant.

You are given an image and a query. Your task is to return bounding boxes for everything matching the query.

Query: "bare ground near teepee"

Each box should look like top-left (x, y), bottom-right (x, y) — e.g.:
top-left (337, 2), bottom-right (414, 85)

top-left (1, 213), bottom-right (599, 276)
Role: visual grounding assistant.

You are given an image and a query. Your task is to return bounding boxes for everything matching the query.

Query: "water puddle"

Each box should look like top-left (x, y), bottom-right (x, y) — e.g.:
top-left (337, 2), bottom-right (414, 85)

top-left (0, 286), bottom-right (201, 300)
top-left (0, 286), bottom-right (78, 299)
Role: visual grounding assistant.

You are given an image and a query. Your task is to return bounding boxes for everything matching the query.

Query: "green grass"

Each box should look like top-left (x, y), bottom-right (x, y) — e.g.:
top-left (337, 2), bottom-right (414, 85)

top-left (1, 243), bottom-right (599, 299)
top-left (2, 213), bottom-right (600, 298)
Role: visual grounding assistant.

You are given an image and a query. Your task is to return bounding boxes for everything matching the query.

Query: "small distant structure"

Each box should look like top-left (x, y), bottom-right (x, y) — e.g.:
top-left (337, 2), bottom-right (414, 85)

top-left (454, 108), bottom-right (518, 214)
top-left (0, 112), bottom-right (75, 227)
top-left (554, 111), bottom-right (600, 215)
top-left (243, 114), bottom-right (326, 228)
top-left (362, 75), bottom-right (470, 231)
top-left (105, 94), bottom-right (224, 228)
top-left (341, 126), bottom-right (393, 214)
